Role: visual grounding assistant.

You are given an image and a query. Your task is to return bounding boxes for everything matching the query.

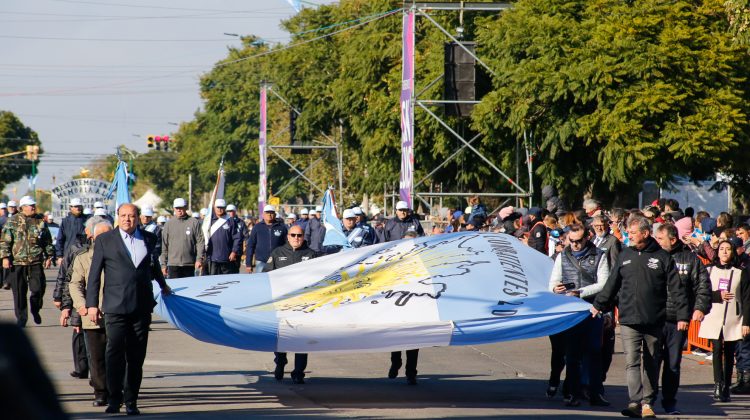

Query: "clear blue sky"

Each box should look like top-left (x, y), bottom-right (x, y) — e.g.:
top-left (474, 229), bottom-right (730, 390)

top-left (0, 0), bottom-right (333, 197)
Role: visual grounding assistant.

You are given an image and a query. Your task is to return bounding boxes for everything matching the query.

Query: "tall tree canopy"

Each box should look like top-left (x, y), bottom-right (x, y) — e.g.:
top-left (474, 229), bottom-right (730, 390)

top-left (0, 111), bottom-right (42, 194)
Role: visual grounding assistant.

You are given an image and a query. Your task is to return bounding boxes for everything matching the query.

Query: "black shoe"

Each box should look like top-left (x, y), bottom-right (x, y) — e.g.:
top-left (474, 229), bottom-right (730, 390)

top-left (291, 374), bottom-right (305, 385)
top-left (714, 382), bottom-right (723, 401)
top-left (274, 364), bottom-right (285, 381)
top-left (620, 403), bottom-right (641, 418)
top-left (2, 283), bottom-right (10, 290)
top-left (545, 385), bottom-right (558, 398)
top-left (388, 362), bottom-right (401, 379)
top-left (69, 371), bottom-right (88, 379)
top-left (105, 404), bottom-right (120, 414)
top-left (406, 376), bottom-right (417, 385)
top-left (720, 384), bottom-right (731, 402)
top-left (565, 397), bottom-right (581, 407)
top-left (125, 402), bottom-right (140, 415)
top-left (32, 312), bottom-right (41, 325)
top-left (590, 394), bottom-right (610, 407)
top-left (93, 399), bottom-right (107, 407)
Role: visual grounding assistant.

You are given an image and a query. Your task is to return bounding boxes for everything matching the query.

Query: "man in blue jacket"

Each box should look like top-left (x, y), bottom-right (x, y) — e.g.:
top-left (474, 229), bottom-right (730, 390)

top-left (55, 198), bottom-right (88, 266)
top-left (206, 199), bottom-right (241, 275)
top-left (245, 205), bottom-right (287, 273)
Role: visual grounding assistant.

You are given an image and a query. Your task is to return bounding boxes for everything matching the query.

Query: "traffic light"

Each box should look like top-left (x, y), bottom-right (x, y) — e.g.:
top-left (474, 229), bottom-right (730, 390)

top-left (161, 135), bottom-right (170, 151)
top-left (25, 145), bottom-right (39, 160)
top-left (147, 135), bottom-right (155, 148)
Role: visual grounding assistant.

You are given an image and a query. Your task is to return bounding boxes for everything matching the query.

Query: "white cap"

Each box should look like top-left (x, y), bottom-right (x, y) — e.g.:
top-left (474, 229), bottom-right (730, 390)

top-left (353, 206), bottom-right (364, 215)
top-left (309, 209), bottom-right (318, 216)
top-left (83, 207), bottom-right (92, 215)
top-left (47, 215), bottom-right (54, 222)
top-left (342, 209), bottom-right (356, 219)
top-left (396, 200), bottom-right (409, 210)
top-left (157, 215), bottom-right (167, 223)
top-left (286, 213), bottom-right (297, 220)
top-left (214, 199), bottom-right (226, 208)
top-left (263, 204), bottom-right (276, 213)
top-left (0, 203), bottom-right (6, 209)
top-left (199, 208), bottom-right (208, 216)
top-left (173, 198), bottom-right (187, 208)
top-left (315, 205), bottom-right (323, 212)
top-left (94, 208), bottom-right (107, 216)
top-left (142, 207), bottom-right (154, 217)
top-left (6, 200), bottom-right (16, 207)
top-left (226, 204), bottom-right (237, 211)
top-left (69, 198), bottom-right (82, 206)
top-left (465, 206), bottom-right (472, 214)
top-left (192, 212), bottom-right (200, 218)
top-left (94, 201), bottom-right (104, 208)
top-left (19, 196), bottom-right (36, 207)
top-left (300, 208), bottom-right (309, 215)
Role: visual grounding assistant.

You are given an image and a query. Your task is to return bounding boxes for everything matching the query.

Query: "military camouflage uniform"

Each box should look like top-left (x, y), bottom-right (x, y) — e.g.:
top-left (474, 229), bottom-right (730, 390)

top-left (0, 213), bottom-right (54, 327)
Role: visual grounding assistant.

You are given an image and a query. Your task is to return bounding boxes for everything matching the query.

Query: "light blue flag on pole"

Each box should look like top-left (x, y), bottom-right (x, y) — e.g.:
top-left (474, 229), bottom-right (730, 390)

top-left (106, 160), bottom-right (130, 210)
top-left (153, 232), bottom-right (591, 353)
top-left (321, 187), bottom-right (350, 249)
top-left (285, 0), bottom-right (302, 12)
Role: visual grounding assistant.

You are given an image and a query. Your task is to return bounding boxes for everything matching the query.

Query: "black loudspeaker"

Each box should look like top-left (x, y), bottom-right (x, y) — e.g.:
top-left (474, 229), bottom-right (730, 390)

top-left (444, 42), bottom-right (490, 117)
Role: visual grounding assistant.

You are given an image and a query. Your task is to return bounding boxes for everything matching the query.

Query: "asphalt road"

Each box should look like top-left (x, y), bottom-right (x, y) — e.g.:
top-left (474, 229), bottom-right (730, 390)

top-left (1, 270), bottom-right (748, 419)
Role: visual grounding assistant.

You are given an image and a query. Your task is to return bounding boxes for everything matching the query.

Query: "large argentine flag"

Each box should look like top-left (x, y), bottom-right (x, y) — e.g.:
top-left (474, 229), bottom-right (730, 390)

top-left (154, 232), bottom-right (590, 353)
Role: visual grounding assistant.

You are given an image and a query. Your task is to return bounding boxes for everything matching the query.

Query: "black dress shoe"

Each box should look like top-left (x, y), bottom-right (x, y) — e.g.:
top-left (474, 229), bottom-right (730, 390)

top-left (105, 404), bottom-right (120, 414)
top-left (69, 371), bottom-right (88, 379)
top-left (291, 374), bottom-right (305, 385)
top-left (406, 376), bottom-right (417, 385)
top-left (93, 399), bottom-right (107, 407)
top-left (125, 402), bottom-right (141, 415)
top-left (589, 394), bottom-right (610, 407)
top-left (32, 312), bottom-right (42, 325)
top-left (388, 363), bottom-right (401, 379)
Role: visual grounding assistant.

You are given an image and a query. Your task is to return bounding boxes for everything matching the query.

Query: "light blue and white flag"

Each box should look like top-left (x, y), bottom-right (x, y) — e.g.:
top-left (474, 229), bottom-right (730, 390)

top-left (105, 160), bottom-right (130, 210)
top-left (285, 0), bottom-right (302, 12)
top-left (154, 232), bottom-right (590, 353)
top-left (320, 187), bottom-right (350, 249)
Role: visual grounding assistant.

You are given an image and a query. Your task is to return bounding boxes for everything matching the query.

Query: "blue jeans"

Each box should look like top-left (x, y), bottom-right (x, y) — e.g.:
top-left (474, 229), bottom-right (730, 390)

top-left (254, 261), bottom-right (267, 273)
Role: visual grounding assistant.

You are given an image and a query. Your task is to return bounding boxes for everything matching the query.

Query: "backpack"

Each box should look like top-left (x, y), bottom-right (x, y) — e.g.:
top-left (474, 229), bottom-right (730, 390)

top-left (468, 204), bottom-right (488, 227)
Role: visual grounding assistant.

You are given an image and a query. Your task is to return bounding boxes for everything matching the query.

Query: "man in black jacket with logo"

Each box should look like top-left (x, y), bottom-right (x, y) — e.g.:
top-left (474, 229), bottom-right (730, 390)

top-left (86, 204), bottom-right (171, 415)
top-left (592, 215), bottom-right (689, 419)
top-left (265, 225), bottom-right (318, 384)
top-left (246, 205), bottom-right (287, 273)
top-left (654, 224), bottom-right (711, 414)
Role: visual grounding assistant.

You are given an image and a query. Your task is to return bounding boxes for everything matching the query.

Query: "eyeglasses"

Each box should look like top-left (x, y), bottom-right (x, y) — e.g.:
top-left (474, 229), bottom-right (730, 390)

top-left (592, 224), bottom-right (606, 228)
top-left (288, 233), bottom-right (303, 238)
top-left (569, 238), bottom-right (585, 245)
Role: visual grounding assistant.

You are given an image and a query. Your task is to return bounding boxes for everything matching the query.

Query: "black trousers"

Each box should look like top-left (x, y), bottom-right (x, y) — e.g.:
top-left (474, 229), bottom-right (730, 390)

top-left (72, 329), bottom-right (89, 377)
top-left (167, 265), bottom-right (195, 279)
top-left (712, 334), bottom-right (738, 385)
top-left (274, 352), bottom-right (308, 378)
top-left (565, 316), bottom-right (604, 399)
top-left (391, 349), bottom-right (419, 378)
top-left (9, 264), bottom-right (45, 327)
top-left (655, 321), bottom-right (687, 407)
top-left (601, 312), bottom-right (616, 382)
top-left (209, 261), bottom-right (233, 275)
top-left (84, 327), bottom-right (108, 401)
top-left (1, 267), bottom-right (8, 287)
top-left (104, 312), bottom-right (151, 405)
top-left (548, 332), bottom-right (567, 388)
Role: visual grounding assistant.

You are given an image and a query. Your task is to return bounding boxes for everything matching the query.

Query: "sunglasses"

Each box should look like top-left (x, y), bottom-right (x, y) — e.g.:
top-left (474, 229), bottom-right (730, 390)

top-left (569, 238), bottom-right (585, 245)
top-left (288, 233), bottom-right (303, 238)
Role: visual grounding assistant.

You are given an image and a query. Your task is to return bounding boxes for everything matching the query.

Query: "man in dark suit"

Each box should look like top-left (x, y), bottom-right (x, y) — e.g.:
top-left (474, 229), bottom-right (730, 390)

top-left (86, 203), bottom-right (171, 416)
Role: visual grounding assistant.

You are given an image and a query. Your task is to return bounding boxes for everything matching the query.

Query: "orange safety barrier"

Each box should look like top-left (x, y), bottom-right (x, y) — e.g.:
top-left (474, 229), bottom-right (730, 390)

top-left (684, 320), bottom-right (713, 354)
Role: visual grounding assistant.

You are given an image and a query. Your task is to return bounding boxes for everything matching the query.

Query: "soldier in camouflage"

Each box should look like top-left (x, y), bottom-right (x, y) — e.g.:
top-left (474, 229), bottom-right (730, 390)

top-left (0, 196), bottom-right (54, 327)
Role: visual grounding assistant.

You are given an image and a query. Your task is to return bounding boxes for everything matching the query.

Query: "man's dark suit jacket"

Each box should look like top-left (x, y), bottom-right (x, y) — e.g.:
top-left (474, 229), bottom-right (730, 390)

top-left (85, 227), bottom-right (167, 315)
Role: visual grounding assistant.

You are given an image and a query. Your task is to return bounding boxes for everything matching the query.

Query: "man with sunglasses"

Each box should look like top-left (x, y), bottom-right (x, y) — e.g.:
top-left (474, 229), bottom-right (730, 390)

top-left (265, 225), bottom-right (319, 384)
top-left (548, 223), bottom-right (610, 407)
top-left (0, 196), bottom-right (54, 327)
top-left (384, 201), bottom-right (424, 242)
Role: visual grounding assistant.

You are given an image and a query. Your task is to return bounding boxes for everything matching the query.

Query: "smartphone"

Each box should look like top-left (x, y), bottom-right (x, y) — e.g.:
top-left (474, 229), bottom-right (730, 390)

top-left (562, 282), bottom-right (576, 290)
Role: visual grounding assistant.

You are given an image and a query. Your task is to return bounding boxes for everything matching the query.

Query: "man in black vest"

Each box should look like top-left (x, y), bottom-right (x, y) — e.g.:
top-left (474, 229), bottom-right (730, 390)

top-left (549, 223), bottom-right (610, 407)
top-left (265, 225), bottom-right (318, 384)
top-left (86, 203), bottom-right (171, 415)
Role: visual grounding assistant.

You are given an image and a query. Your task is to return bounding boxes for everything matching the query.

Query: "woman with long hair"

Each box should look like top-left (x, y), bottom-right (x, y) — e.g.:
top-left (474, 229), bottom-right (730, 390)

top-left (698, 240), bottom-right (750, 402)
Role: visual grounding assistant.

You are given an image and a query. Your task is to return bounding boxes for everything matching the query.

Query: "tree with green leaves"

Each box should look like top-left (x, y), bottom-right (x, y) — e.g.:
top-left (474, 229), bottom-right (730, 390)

top-left (0, 111), bottom-right (42, 194)
top-left (473, 0), bottom-right (750, 207)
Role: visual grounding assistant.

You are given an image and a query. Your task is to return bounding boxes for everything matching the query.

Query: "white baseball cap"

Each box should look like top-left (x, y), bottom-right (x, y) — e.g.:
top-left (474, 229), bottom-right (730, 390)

top-left (69, 198), bottom-right (82, 207)
top-left (214, 199), bottom-right (226, 208)
top-left (300, 208), bottom-right (309, 215)
top-left (83, 207), bottom-right (92, 215)
top-left (396, 201), bottom-right (409, 210)
top-left (157, 215), bottom-right (167, 223)
top-left (309, 209), bottom-right (318, 216)
top-left (286, 213), bottom-right (297, 220)
top-left (19, 196), bottom-right (36, 207)
top-left (173, 198), bottom-right (187, 208)
top-left (315, 205), bottom-right (323, 212)
top-left (94, 208), bottom-right (107, 216)
top-left (0, 203), bottom-right (6, 209)
top-left (353, 206), bottom-right (364, 215)
top-left (226, 204), bottom-right (237, 211)
top-left (465, 206), bottom-right (472, 214)
top-left (94, 201), bottom-right (104, 208)
top-left (343, 209), bottom-right (356, 219)
top-left (142, 207), bottom-right (155, 217)
top-left (199, 208), bottom-right (208, 216)
top-left (263, 204), bottom-right (276, 213)
top-left (7, 200), bottom-right (17, 207)
top-left (192, 212), bottom-right (200, 218)
top-left (47, 215), bottom-right (54, 222)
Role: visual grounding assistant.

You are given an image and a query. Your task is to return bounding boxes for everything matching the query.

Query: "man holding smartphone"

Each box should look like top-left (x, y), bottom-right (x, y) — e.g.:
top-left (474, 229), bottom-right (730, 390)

top-left (548, 223), bottom-right (610, 407)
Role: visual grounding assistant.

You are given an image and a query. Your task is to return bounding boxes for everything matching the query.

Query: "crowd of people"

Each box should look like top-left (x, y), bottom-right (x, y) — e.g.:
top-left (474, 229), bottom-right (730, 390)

top-left (0, 192), bottom-right (748, 417)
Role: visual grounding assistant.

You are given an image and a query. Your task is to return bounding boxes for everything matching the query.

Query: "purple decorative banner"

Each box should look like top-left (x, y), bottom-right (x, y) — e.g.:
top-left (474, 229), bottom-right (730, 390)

top-left (258, 86), bottom-right (268, 216)
top-left (399, 10), bottom-right (415, 208)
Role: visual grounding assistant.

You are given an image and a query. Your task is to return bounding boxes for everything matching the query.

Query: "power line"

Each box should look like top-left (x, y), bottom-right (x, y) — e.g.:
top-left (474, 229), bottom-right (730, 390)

top-left (49, 0), bottom-right (291, 14)
top-left (0, 34), bottom-right (242, 42)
